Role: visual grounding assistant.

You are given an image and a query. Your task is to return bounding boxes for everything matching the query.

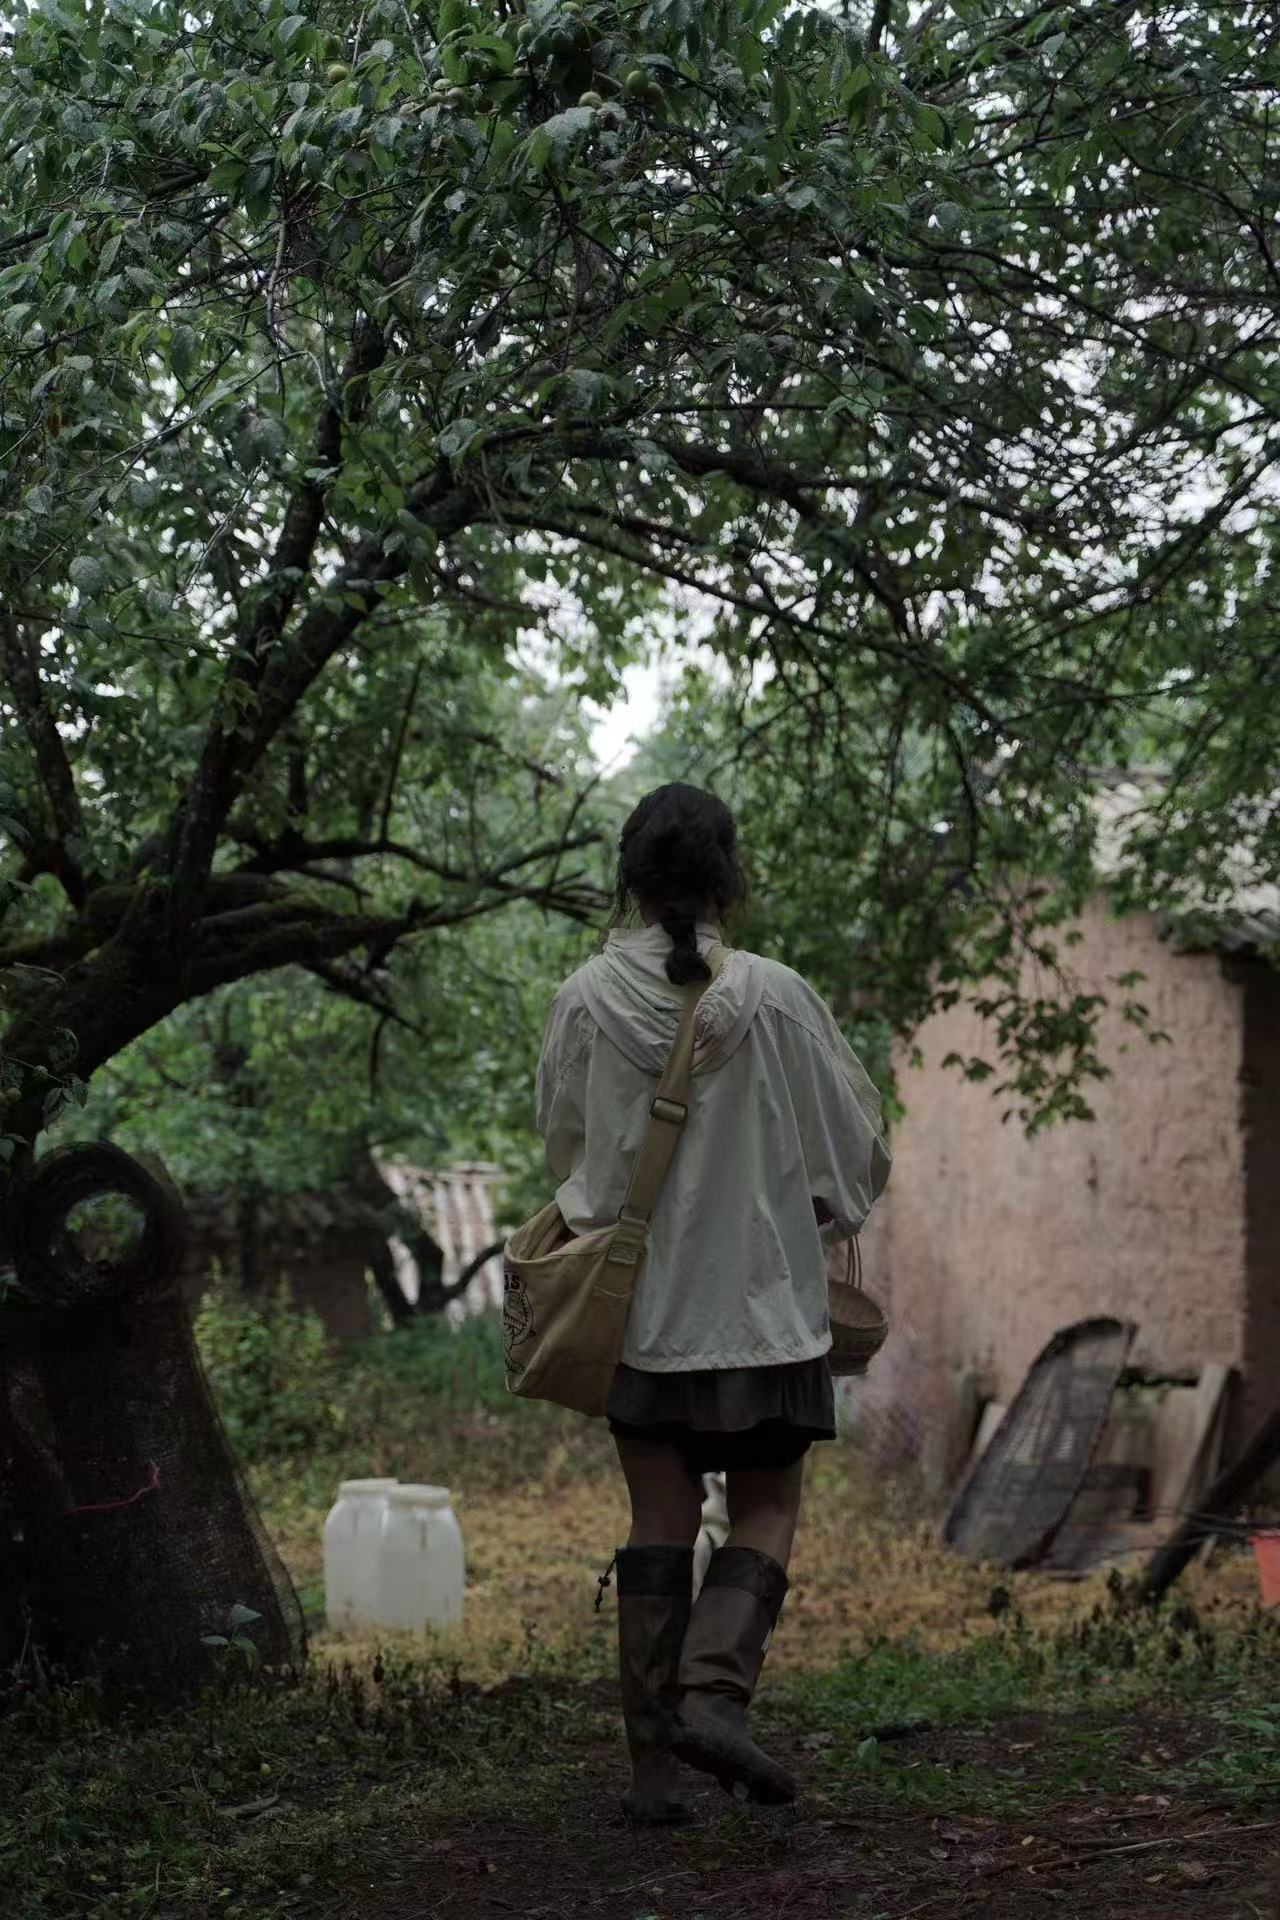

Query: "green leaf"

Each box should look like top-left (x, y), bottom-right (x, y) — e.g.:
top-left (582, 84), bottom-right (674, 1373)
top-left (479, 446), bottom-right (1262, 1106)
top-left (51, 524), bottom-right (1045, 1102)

top-left (69, 555), bottom-right (107, 596)
top-left (208, 158), bottom-right (247, 194)
top-left (772, 63), bottom-right (795, 131)
top-left (1047, 142), bottom-right (1080, 196)
top-left (437, 417), bottom-right (483, 459)
top-left (171, 324), bottom-right (197, 380)
top-left (1165, 108), bottom-right (1202, 152)
top-left (522, 106), bottom-right (594, 173)
top-left (468, 31), bottom-right (515, 74)
top-left (473, 305), bottom-right (503, 354)
top-left (911, 103), bottom-right (950, 149)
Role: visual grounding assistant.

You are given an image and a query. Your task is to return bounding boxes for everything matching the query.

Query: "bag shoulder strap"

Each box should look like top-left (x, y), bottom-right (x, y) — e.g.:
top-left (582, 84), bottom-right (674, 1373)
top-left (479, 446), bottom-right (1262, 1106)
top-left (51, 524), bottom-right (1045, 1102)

top-left (618, 942), bottom-right (725, 1229)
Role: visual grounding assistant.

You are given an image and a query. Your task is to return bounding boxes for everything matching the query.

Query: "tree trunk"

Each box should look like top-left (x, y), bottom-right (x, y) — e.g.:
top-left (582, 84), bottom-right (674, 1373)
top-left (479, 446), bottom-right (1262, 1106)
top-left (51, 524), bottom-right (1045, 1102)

top-left (346, 1146), bottom-right (444, 1322)
top-left (367, 1238), bottom-right (416, 1330)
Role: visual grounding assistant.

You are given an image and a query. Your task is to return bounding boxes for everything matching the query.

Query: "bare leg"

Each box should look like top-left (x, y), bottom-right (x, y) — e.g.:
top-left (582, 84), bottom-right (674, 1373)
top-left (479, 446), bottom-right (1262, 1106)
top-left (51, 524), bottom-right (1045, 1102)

top-left (614, 1433), bottom-right (704, 1547)
top-left (723, 1459), bottom-right (805, 1569)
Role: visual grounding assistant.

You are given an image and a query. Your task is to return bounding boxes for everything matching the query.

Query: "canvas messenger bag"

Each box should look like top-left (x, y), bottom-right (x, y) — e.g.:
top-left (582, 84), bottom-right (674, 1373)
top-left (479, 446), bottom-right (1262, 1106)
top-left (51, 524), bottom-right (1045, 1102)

top-left (503, 946), bottom-right (725, 1419)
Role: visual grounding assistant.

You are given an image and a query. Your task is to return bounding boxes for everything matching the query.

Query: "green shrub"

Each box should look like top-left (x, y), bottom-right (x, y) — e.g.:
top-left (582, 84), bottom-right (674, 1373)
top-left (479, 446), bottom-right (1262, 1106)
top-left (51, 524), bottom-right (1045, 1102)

top-left (194, 1281), bottom-right (528, 1473)
top-left (348, 1308), bottom-right (509, 1410)
top-left (194, 1277), bottom-right (346, 1460)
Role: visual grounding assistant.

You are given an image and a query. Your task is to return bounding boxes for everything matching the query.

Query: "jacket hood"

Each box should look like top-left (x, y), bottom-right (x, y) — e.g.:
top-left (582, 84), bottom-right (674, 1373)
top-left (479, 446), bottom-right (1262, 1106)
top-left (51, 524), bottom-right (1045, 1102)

top-left (575, 925), bottom-right (766, 1074)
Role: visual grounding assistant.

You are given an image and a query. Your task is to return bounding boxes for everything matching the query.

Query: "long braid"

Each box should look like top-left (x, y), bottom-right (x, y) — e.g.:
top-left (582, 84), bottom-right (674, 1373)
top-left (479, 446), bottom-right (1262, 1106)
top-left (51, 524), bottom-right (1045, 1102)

top-left (660, 913), bottom-right (708, 985)
top-left (614, 783), bottom-right (747, 985)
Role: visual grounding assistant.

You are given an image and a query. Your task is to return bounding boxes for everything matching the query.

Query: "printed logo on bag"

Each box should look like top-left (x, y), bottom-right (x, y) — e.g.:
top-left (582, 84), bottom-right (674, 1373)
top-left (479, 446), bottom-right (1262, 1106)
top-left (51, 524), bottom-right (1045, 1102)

top-left (502, 1265), bottom-right (534, 1359)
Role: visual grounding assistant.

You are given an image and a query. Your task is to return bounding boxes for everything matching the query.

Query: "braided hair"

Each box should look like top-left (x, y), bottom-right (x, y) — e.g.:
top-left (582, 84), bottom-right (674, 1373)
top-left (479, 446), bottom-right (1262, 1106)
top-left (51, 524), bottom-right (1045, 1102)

top-left (614, 783), bottom-right (747, 984)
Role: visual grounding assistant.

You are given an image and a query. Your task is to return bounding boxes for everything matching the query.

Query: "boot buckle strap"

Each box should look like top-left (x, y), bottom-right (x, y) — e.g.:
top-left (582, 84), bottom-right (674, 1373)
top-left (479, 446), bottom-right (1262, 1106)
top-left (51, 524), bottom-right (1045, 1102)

top-left (594, 1554), bottom-right (617, 1613)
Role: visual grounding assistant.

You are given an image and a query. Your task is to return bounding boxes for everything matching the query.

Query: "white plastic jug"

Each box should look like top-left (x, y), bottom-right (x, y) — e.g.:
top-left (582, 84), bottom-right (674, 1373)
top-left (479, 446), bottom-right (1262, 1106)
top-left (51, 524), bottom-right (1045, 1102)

top-left (323, 1478), bottom-right (398, 1632)
top-left (374, 1483), bottom-right (465, 1632)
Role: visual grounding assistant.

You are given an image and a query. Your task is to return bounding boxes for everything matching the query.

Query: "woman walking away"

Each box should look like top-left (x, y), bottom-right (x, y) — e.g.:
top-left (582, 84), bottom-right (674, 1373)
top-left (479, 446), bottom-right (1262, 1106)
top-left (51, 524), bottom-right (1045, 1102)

top-left (534, 783), bottom-right (891, 1821)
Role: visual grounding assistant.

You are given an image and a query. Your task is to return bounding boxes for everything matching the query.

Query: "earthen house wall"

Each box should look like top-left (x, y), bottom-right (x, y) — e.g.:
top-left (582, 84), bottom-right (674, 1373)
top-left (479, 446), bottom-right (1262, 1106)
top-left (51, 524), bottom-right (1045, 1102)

top-left (864, 902), bottom-right (1261, 1480)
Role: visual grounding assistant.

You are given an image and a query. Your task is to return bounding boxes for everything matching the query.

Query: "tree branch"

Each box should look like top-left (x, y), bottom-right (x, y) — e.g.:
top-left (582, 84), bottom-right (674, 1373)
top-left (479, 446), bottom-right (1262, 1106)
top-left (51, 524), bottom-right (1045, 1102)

top-left (232, 826), bottom-right (605, 888)
top-left (0, 605), bottom-right (91, 905)
top-left (156, 317), bottom-right (393, 946)
top-left (305, 958), bottom-right (427, 1036)
top-left (0, 871), bottom-right (290, 975)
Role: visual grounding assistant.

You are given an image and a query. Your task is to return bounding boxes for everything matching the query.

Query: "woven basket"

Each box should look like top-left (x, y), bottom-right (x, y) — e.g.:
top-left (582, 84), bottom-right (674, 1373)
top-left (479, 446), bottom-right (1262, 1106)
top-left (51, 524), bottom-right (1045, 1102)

top-left (828, 1235), bottom-right (888, 1378)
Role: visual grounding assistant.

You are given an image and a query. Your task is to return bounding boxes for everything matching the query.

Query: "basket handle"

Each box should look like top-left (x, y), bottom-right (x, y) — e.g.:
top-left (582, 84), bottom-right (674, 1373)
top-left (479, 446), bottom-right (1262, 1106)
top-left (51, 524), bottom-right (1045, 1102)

top-left (845, 1232), bottom-right (863, 1292)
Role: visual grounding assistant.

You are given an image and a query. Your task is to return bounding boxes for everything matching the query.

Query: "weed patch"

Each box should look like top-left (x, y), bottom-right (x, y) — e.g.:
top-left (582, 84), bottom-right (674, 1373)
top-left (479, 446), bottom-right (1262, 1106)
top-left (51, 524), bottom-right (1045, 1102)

top-left (771, 1594), bottom-right (1280, 1815)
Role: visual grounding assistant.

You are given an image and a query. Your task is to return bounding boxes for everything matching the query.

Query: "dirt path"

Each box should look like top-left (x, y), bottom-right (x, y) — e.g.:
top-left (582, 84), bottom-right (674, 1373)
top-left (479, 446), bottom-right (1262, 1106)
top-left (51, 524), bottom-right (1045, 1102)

top-left (314, 1710), bottom-right (1280, 1920)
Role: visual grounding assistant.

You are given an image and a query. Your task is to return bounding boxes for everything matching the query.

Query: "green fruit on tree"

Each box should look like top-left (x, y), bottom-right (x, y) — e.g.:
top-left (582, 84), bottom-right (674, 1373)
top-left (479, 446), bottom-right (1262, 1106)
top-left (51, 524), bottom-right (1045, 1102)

top-left (624, 67), bottom-right (648, 97)
top-left (31, 1066), bottom-right (49, 1084)
top-left (323, 33), bottom-right (343, 59)
top-left (326, 62), bottom-right (350, 83)
top-left (517, 20), bottom-right (534, 43)
top-left (643, 80), bottom-right (664, 105)
top-left (446, 86), bottom-right (471, 106)
top-left (0, 1088), bottom-right (19, 1106)
top-left (578, 89), bottom-right (604, 108)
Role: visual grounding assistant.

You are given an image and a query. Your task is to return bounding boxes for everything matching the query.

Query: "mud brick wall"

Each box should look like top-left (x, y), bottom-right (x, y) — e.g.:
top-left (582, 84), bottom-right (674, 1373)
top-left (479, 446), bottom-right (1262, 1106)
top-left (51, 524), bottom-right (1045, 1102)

top-left (871, 901), bottom-right (1254, 1482)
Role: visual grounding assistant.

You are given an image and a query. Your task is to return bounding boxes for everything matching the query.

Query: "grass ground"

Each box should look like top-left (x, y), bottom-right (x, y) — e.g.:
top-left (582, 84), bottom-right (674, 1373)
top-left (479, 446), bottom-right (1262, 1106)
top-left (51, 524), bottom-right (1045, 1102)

top-left (3, 1316), bottom-right (1279, 1919)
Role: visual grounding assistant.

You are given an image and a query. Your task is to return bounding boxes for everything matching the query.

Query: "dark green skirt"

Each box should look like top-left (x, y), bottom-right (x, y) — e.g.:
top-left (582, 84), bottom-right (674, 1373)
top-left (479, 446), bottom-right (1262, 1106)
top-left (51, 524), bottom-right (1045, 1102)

top-left (606, 1355), bottom-right (835, 1473)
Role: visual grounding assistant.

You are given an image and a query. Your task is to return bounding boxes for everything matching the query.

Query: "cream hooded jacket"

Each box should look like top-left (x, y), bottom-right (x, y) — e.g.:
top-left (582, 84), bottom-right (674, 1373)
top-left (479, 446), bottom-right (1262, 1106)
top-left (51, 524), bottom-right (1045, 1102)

top-left (534, 925), bottom-right (892, 1373)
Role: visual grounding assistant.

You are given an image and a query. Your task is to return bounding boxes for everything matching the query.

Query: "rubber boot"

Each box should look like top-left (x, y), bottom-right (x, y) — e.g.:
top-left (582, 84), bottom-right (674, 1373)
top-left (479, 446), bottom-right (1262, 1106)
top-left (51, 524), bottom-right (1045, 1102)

top-left (671, 1545), bottom-right (796, 1805)
top-left (615, 1545), bottom-right (695, 1825)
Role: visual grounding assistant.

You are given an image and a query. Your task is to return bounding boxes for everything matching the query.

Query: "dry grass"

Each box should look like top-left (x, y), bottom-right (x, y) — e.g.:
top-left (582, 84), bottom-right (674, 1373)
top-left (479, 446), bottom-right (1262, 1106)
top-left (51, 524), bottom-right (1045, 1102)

top-left (255, 1439), bottom-right (1264, 1685)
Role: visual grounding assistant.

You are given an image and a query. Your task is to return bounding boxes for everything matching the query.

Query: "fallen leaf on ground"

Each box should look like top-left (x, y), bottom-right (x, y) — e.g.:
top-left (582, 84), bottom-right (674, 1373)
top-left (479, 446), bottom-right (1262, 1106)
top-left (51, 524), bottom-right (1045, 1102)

top-left (1176, 1860), bottom-right (1213, 1883)
top-left (216, 1792), bottom-right (280, 1819)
